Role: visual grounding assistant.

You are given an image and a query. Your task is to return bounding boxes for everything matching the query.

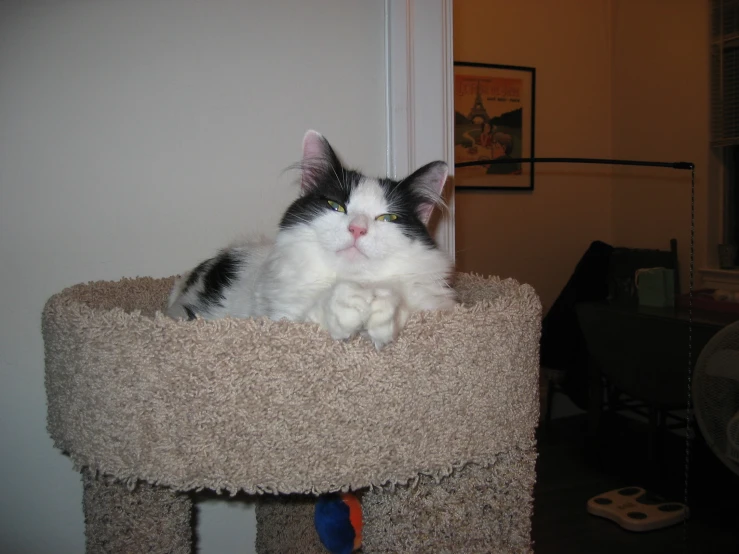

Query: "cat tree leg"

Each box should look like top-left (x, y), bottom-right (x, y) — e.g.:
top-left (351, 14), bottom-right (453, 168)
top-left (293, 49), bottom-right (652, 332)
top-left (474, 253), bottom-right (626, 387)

top-left (362, 451), bottom-right (537, 554)
top-left (254, 448), bottom-right (537, 554)
top-left (82, 470), bottom-right (193, 554)
top-left (256, 495), bottom-right (328, 553)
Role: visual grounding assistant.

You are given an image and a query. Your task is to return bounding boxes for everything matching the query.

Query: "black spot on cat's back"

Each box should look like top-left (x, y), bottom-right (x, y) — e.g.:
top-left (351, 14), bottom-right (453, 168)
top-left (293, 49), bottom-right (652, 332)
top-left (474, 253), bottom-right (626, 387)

top-left (181, 259), bottom-right (210, 296)
top-left (198, 250), bottom-right (243, 308)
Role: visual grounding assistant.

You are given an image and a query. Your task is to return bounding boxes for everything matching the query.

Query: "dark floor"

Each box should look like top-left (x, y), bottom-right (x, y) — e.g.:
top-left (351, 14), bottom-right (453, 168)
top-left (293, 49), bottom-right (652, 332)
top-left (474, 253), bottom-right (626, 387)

top-left (533, 413), bottom-right (739, 554)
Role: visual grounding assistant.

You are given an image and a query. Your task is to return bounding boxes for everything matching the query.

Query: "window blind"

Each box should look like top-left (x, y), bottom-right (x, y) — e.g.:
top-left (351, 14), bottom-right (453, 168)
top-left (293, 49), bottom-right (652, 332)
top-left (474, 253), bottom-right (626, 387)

top-left (712, 0), bottom-right (739, 146)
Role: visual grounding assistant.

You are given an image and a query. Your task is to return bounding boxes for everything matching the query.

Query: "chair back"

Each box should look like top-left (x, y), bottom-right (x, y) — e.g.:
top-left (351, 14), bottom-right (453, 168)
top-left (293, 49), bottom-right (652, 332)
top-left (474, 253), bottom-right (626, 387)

top-left (607, 238), bottom-right (679, 307)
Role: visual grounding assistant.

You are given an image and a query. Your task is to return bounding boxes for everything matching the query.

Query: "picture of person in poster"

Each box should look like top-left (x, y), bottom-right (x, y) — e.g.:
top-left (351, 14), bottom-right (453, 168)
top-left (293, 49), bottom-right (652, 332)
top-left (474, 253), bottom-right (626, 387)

top-left (478, 121), bottom-right (493, 149)
top-left (486, 131), bottom-right (519, 174)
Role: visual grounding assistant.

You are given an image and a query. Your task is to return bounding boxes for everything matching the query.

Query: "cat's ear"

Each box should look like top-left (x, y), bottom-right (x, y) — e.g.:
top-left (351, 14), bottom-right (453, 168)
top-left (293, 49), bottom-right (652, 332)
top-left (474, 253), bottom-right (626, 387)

top-left (300, 130), bottom-right (342, 192)
top-left (404, 161), bottom-right (449, 224)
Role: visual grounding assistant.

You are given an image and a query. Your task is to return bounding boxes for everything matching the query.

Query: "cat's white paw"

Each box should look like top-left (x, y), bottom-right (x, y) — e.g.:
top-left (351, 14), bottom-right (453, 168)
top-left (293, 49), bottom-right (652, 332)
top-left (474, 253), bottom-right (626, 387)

top-left (366, 288), bottom-right (405, 350)
top-left (325, 281), bottom-right (373, 340)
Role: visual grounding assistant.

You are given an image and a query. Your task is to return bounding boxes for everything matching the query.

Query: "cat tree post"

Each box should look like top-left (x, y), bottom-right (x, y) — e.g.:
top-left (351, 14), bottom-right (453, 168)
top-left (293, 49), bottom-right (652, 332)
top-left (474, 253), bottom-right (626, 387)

top-left (82, 471), bottom-right (193, 554)
top-left (255, 453), bottom-right (537, 552)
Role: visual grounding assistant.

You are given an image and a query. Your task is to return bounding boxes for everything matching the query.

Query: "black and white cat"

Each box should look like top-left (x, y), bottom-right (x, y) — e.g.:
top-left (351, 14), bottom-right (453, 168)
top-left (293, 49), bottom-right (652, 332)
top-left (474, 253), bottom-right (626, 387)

top-left (167, 130), bottom-right (457, 349)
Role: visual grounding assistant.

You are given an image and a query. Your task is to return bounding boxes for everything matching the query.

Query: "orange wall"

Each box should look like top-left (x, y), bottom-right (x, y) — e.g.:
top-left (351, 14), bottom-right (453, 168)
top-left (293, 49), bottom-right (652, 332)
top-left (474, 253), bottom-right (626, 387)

top-left (454, 0), bottom-right (712, 309)
top-left (610, 0), bottom-right (710, 294)
top-left (453, 0), bottom-right (614, 311)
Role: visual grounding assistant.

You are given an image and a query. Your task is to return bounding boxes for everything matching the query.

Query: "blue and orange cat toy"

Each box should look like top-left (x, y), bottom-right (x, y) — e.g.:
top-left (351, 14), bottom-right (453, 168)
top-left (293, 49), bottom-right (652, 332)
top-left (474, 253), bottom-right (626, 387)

top-left (314, 492), bottom-right (363, 554)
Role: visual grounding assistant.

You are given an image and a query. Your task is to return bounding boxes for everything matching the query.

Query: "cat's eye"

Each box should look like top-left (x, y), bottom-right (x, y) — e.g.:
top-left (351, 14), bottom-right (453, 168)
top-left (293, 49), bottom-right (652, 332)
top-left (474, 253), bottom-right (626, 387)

top-left (327, 200), bottom-right (346, 213)
top-left (376, 213), bottom-right (399, 222)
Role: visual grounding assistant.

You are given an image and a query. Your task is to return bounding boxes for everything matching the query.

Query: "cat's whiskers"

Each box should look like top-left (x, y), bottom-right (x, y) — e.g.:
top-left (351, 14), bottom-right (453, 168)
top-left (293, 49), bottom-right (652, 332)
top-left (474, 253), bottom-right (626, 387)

top-left (330, 164), bottom-right (343, 190)
top-left (283, 214), bottom-right (315, 227)
top-left (342, 167), bottom-right (352, 195)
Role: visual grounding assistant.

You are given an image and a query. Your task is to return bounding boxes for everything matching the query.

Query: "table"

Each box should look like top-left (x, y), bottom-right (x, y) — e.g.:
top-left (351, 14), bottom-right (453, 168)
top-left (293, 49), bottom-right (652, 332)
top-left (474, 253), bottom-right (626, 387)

top-left (575, 300), bottom-right (739, 462)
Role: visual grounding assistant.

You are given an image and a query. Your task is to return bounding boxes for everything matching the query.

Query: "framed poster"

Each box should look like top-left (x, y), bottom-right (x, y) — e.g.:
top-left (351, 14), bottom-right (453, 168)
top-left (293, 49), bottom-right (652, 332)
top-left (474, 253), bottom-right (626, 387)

top-left (453, 62), bottom-right (536, 191)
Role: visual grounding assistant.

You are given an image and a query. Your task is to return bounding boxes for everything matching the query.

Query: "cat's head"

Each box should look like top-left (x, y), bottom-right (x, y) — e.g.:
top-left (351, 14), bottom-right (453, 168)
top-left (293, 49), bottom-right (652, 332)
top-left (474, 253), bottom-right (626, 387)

top-left (279, 130), bottom-right (449, 272)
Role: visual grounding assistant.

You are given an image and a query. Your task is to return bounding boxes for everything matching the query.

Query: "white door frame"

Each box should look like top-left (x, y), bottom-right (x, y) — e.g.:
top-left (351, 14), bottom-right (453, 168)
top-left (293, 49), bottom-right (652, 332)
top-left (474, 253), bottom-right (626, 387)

top-left (385, 0), bottom-right (456, 261)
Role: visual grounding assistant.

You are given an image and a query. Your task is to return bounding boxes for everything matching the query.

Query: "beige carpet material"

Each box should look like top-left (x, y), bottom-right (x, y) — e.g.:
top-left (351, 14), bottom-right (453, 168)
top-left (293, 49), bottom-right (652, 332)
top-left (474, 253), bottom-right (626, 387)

top-left (82, 470), bottom-right (193, 554)
top-left (255, 450), bottom-right (536, 554)
top-left (43, 271), bottom-right (541, 553)
top-left (43, 272), bottom-right (540, 497)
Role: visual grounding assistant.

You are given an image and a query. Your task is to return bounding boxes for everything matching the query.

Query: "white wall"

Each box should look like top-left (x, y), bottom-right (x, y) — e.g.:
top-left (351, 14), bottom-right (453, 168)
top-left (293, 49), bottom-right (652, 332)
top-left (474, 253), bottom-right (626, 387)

top-left (0, 1), bottom-right (386, 552)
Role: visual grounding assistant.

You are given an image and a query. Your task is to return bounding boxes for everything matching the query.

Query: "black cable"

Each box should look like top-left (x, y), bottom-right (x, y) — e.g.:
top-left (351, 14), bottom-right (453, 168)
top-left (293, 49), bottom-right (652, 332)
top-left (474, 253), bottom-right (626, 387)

top-left (455, 157), bottom-right (694, 170)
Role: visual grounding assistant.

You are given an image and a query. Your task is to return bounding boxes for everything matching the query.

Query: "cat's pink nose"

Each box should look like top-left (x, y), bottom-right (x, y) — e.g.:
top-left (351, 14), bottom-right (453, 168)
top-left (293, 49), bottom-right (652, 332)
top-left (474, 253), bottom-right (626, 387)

top-left (348, 223), bottom-right (367, 239)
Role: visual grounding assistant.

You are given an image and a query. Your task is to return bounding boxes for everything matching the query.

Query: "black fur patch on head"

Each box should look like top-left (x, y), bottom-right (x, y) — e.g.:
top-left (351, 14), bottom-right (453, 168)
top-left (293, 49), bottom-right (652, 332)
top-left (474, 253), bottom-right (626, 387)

top-left (280, 167), bottom-right (364, 230)
top-left (280, 133), bottom-right (444, 248)
top-left (281, 169), bottom-right (438, 247)
top-left (378, 177), bottom-right (437, 247)
top-left (197, 250), bottom-right (242, 308)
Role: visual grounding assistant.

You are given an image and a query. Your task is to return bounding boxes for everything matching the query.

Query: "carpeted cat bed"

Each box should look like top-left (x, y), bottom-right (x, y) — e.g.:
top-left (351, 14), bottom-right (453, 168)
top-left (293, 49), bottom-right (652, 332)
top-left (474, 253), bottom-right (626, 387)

top-left (42, 272), bottom-right (541, 553)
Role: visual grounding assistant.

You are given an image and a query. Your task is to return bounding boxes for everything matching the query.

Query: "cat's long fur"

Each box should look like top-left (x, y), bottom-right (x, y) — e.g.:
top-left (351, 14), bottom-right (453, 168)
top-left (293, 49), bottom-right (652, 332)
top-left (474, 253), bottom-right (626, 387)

top-left (167, 130), bottom-right (456, 349)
